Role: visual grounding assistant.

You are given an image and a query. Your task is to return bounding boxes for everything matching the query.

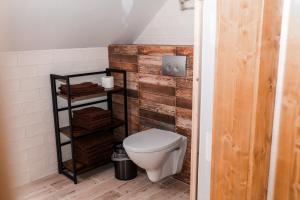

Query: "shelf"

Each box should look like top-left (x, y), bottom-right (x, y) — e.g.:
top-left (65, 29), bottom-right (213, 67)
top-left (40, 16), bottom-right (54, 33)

top-left (63, 159), bottom-right (112, 175)
top-left (63, 160), bottom-right (85, 172)
top-left (57, 86), bottom-right (124, 102)
top-left (51, 69), bottom-right (128, 184)
top-left (60, 118), bottom-right (125, 138)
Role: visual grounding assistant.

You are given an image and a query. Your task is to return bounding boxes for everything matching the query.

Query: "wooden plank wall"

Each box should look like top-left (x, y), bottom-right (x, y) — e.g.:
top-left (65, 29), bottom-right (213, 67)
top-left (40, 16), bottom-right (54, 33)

top-left (109, 45), bottom-right (193, 184)
top-left (211, 0), bottom-right (283, 199)
top-left (273, 0), bottom-right (300, 199)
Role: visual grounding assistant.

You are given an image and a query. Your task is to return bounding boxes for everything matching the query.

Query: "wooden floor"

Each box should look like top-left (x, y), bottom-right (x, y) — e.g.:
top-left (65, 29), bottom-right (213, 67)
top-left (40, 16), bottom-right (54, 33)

top-left (15, 164), bottom-right (190, 200)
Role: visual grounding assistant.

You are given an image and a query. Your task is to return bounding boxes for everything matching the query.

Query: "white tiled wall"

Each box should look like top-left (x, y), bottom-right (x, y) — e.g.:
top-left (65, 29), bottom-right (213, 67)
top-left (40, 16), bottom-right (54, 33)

top-left (135, 0), bottom-right (195, 45)
top-left (0, 47), bottom-right (108, 187)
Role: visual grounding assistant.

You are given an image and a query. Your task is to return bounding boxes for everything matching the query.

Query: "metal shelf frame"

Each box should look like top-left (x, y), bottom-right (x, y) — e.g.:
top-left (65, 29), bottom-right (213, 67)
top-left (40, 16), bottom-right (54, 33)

top-left (50, 68), bottom-right (128, 184)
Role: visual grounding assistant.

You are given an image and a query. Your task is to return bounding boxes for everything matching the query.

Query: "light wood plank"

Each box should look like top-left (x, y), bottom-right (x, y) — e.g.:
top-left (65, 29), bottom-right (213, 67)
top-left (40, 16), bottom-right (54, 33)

top-left (211, 0), bottom-right (283, 199)
top-left (15, 165), bottom-right (189, 200)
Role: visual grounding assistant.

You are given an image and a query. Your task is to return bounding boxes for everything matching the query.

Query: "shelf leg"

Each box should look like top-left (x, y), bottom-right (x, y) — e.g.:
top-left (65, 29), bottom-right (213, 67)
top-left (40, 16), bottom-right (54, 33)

top-left (50, 76), bottom-right (63, 174)
top-left (123, 72), bottom-right (129, 138)
top-left (66, 77), bottom-right (78, 184)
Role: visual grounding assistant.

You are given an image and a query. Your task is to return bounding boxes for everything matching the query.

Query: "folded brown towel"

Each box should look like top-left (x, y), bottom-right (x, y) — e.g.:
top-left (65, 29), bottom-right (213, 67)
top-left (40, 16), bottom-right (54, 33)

top-left (73, 107), bottom-right (111, 121)
top-left (73, 117), bottom-right (111, 130)
top-left (72, 107), bottom-right (112, 130)
top-left (59, 82), bottom-right (104, 97)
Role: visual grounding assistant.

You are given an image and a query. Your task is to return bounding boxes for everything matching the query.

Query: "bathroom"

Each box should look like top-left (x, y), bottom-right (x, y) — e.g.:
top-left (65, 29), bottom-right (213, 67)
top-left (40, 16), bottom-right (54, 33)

top-left (0, 0), bottom-right (299, 200)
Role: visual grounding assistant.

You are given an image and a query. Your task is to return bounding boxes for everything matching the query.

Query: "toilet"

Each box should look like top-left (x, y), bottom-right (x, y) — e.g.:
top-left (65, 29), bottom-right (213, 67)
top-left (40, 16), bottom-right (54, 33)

top-left (123, 128), bottom-right (187, 182)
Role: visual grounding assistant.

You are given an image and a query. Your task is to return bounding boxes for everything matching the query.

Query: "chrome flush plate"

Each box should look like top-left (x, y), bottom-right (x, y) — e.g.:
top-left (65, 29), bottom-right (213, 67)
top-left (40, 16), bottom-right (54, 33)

top-left (162, 55), bottom-right (187, 77)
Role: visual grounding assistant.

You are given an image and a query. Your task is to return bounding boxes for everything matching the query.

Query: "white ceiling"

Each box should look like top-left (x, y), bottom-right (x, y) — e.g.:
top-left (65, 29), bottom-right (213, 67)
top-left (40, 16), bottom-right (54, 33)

top-left (0, 0), bottom-right (167, 51)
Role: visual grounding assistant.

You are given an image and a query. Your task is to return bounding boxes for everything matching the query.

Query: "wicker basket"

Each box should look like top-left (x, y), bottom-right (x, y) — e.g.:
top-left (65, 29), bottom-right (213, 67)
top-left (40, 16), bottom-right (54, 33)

top-left (74, 132), bottom-right (115, 166)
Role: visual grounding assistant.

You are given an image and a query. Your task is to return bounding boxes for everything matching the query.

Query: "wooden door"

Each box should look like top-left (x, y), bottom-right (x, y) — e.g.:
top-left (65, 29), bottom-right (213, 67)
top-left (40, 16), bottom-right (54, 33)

top-left (273, 0), bottom-right (300, 199)
top-left (211, 0), bottom-right (283, 199)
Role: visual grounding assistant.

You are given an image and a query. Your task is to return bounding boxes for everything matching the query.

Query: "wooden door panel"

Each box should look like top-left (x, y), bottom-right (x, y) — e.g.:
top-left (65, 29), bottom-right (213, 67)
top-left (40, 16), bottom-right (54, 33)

top-left (211, 0), bottom-right (283, 199)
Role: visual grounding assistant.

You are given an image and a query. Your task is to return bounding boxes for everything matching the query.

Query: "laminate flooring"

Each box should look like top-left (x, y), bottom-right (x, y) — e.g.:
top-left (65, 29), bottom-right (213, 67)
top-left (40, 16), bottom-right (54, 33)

top-left (15, 164), bottom-right (190, 200)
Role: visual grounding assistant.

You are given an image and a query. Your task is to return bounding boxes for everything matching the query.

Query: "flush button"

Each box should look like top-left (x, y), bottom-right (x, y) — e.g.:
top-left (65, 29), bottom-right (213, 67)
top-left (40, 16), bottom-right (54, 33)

top-left (162, 56), bottom-right (187, 77)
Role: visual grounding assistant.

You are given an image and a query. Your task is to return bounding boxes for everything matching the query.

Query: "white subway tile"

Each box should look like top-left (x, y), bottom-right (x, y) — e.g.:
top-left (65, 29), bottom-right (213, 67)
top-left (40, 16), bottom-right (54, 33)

top-left (0, 52), bottom-right (19, 66)
top-left (22, 99), bottom-right (52, 115)
top-left (83, 47), bottom-right (108, 60)
top-left (39, 88), bottom-right (52, 100)
top-left (3, 47), bottom-right (109, 185)
top-left (14, 112), bottom-right (44, 127)
top-left (2, 90), bottom-right (40, 105)
top-left (25, 122), bottom-right (53, 137)
top-left (20, 76), bottom-right (50, 91)
top-left (11, 172), bottom-right (30, 188)
top-left (18, 50), bottom-right (53, 66)
top-left (2, 66), bottom-right (38, 80)
top-left (5, 126), bottom-right (26, 142)
top-left (52, 49), bottom-right (85, 63)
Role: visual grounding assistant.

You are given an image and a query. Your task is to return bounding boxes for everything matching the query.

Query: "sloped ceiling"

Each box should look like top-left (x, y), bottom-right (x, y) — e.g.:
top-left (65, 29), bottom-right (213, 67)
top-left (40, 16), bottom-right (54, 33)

top-left (0, 0), bottom-right (167, 51)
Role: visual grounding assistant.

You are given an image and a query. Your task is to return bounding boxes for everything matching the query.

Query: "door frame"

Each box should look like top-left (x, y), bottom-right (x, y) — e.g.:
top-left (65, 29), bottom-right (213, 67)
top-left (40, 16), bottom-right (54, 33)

top-left (190, 0), bottom-right (217, 199)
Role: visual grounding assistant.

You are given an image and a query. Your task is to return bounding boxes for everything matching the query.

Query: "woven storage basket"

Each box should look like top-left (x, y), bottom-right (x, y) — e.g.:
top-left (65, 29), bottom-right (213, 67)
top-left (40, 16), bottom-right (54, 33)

top-left (74, 132), bottom-right (115, 166)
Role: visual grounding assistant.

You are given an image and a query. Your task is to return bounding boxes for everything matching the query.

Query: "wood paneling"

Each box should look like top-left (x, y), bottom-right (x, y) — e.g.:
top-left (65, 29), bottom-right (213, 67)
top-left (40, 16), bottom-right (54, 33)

top-left (139, 74), bottom-right (176, 87)
top-left (140, 91), bottom-right (176, 106)
top-left (138, 55), bottom-right (162, 75)
top-left (109, 62), bottom-right (138, 72)
top-left (140, 83), bottom-right (176, 96)
top-left (176, 47), bottom-right (194, 57)
top-left (140, 117), bottom-right (175, 132)
top-left (109, 44), bottom-right (193, 184)
top-left (140, 109), bottom-right (175, 125)
top-left (274, 0), bottom-right (300, 199)
top-left (109, 45), bottom-right (138, 55)
top-left (109, 54), bottom-right (138, 64)
top-left (176, 78), bottom-right (193, 89)
top-left (211, 0), bottom-right (283, 199)
top-left (140, 100), bottom-right (175, 117)
top-left (138, 46), bottom-right (176, 56)
top-left (176, 108), bottom-right (192, 131)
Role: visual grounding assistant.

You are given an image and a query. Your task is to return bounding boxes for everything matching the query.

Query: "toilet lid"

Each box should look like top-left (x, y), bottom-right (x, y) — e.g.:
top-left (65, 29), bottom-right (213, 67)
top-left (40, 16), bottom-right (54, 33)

top-left (123, 128), bottom-right (182, 153)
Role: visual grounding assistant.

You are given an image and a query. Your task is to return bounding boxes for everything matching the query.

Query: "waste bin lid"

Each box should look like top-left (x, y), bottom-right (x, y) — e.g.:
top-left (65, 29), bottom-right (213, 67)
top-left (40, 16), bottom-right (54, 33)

top-left (111, 152), bottom-right (130, 161)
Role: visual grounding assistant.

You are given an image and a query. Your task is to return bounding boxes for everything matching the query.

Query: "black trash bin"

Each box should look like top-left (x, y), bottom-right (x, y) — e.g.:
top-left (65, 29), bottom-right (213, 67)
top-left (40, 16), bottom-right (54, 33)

top-left (112, 143), bottom-right (137, 180)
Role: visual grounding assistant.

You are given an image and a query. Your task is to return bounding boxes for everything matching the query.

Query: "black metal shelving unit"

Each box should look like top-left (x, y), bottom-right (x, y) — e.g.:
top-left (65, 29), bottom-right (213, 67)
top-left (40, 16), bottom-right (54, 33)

top-left (50, 68), bottom-right (128, 184)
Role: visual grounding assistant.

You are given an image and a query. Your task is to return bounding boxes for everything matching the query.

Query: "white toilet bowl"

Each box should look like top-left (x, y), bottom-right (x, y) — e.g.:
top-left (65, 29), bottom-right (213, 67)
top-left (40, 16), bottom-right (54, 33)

top-left (123, 128), bottom-right (187, 182)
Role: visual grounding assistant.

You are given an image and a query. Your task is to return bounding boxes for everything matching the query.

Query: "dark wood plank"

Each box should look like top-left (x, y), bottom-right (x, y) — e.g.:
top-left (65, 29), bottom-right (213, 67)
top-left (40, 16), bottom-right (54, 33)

top-left (127, 89), bottom-right (139, 98)
top-left (139, 91), bottom-right (175, 106)
top-left (112, 72), bottom-right (138, 82)
top-left (140, 117), bottom-right (175, 132)
top-left (109, 62), bottom-right (138, 72)
top-left (109, 54), bottom-right (138, 64)
top-left (182, 56), bottom-right (193, 69)
top-left (114, 79), bottom-right (138, 91)
top-left (176, 46), bottom-right (194, 57)
top-left (138, 46), bottom-right (176, 56)
top-left (140, 83), bottom-right (175, 96)
top-left (140, 109), bottom-right (175, 124)
top-left (139, 74), bottom-right (176, 87)
top-left (176, 78), bottom-right (193, 89)
top-left (140, 99), bottom-right (175, 116)
top-left (109, 45), bottom-right (138, 55)
top-left (176, 88), bottom-right (192, 99)
top-left (138, 55), bottom-right (162, 75)
top-left (176, 98), bottom-right (192, 110)
top-left (113, 101), bottom-right (139, 117)
top-left (176, 126), bottom-right (192, 137)
top-left (176, 107), bottom-right (192, 131)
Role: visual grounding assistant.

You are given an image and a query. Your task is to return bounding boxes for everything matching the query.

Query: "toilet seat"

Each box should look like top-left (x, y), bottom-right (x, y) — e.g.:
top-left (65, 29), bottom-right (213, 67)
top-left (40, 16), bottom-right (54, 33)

top-left (123, 128), bottom-right (182, 153)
